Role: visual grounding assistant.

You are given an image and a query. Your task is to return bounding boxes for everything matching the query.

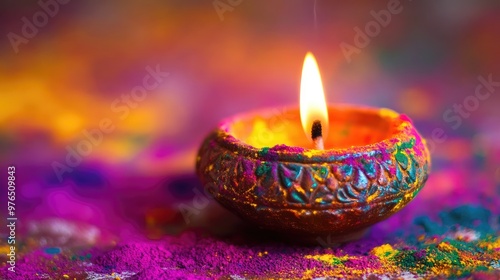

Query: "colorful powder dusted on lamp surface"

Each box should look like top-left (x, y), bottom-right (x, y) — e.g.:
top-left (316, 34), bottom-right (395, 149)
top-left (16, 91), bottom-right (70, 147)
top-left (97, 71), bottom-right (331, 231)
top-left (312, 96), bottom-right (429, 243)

top-left (196, 105), bottom-right (431, 244)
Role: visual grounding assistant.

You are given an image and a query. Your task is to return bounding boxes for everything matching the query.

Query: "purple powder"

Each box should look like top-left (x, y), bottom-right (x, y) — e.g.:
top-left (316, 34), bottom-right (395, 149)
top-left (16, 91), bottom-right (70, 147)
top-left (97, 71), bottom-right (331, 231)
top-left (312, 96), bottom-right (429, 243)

top-left (344, 256), bottom-right (381, 269)
top-left (269, 144), bottom-right (305, 153)
top-left (130, 266), bottom-right (209, 280)
top-left (94, 242), bottom-right (172, 273)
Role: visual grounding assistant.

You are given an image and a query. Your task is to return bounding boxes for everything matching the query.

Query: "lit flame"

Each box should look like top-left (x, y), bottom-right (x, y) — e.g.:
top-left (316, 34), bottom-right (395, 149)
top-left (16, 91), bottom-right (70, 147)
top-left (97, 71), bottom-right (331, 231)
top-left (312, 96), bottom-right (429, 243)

top-left (300, 52), bottom-right (329, 143)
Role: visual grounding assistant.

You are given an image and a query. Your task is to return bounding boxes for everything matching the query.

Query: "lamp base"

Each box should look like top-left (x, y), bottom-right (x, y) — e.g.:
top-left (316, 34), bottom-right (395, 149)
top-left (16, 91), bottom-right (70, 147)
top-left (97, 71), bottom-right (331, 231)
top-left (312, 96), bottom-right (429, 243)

top-left (280, 228), bottom-right (369, 247)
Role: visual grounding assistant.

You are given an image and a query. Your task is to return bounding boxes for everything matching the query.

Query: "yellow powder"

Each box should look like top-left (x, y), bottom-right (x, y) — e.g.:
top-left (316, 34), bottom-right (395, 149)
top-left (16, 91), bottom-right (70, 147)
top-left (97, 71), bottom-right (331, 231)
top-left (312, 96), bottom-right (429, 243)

top-left (479, 237), bottom-right (500, 251)
top-left (371, 244), bottom-right (398, 259)
top-left (0, 246), bottom-right (11, 255)
top-left (305, 254), bottom-right (349, 265)
top-left (437, 242), bottom-right (455, 252)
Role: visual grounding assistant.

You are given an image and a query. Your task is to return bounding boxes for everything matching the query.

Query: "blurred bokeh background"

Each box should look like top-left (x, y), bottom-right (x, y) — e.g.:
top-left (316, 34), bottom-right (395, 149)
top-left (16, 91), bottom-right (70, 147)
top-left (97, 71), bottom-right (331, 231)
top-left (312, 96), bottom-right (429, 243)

top-left (0, 0), bottom-right (499, 245)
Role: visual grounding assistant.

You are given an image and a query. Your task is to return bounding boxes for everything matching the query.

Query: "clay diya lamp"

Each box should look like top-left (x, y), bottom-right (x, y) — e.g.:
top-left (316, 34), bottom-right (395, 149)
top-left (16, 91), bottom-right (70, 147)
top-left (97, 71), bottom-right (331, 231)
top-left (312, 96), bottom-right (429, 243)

top-left (196, 53), bottom-right (431, 244)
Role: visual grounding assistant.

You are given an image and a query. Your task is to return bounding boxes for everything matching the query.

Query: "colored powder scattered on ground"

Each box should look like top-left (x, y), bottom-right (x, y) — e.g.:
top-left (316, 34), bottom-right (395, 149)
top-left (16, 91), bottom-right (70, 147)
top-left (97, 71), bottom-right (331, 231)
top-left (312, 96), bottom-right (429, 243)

top-left (1, 205), bottom-right (499, 279)
top-left (305, 254), bottom-right (349, 266)
top-left (94, 242), bottom-right (172, 273)
top-left (371, 244), bottom-right (398, 260)
top-left (3, 249), bottom-right (91, 280)
top-left (414, 205), bottom-right (496, 237)
top-left (479, 237), bottom-right (500, 251)
top-left (44, 247), bottom-right (62, 255)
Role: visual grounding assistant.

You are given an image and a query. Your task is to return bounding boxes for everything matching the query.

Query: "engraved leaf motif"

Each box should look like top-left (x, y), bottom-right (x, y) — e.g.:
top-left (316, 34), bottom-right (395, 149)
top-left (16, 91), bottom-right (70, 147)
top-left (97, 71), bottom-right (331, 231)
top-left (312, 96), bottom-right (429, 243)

top-left (352, 168), bottom-right (369, 192)
top-left (361, 159), bottom-right (378, 180)
top-left (336, 184), bottom-right (357, 203)
top-left (278, 164), bottom-right (302, 189)
top-left (289, 185), bottom-right (308, 203)
top-left (311, 166), bottom-right (329, 183)
top-left (387, 180), bottom-right (401, 194)
top-left (376, 164), bottom-right (389, 186)
top-left (368, 184), bottom-right (378, 196)
top-left (396, 152), bottom-right (409, 170)
top-left (299, 167), bottom-right (315, 201)
top-left (312, 185), bottom-right (334, 205)
top-left (255, 162), bottom-right (282, 201)
top-left (336, 187), bottom-right (352, 203)
top-left (406, 154), bottom-right (417, 183)
top-left (332, 165), bottom-right (353, 181)
top-left (231, 157), bottom-right (256, 196)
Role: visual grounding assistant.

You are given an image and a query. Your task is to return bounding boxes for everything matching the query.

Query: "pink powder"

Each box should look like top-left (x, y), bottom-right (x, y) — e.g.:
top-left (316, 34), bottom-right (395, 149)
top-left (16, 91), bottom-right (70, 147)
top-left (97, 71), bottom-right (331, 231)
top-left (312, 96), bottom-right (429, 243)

top-left (89, 232), bottom-right (335, 278)
top-left (269, 144), bottom-right (305, 153)
top-left (94, 242), bottom-right (172, 273)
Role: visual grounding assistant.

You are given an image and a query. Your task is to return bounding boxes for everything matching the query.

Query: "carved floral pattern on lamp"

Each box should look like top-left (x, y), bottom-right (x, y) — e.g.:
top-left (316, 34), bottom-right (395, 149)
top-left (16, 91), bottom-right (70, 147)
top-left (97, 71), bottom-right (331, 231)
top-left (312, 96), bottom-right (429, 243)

top-left (196, 106), bottom-right (431, 242)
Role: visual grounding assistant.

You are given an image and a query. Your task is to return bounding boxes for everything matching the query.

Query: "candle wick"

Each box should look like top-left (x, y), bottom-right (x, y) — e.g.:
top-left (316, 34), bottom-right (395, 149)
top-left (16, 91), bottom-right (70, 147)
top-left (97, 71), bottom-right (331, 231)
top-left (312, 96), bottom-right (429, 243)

top-left (311, 120), bottom-right (324, 150)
